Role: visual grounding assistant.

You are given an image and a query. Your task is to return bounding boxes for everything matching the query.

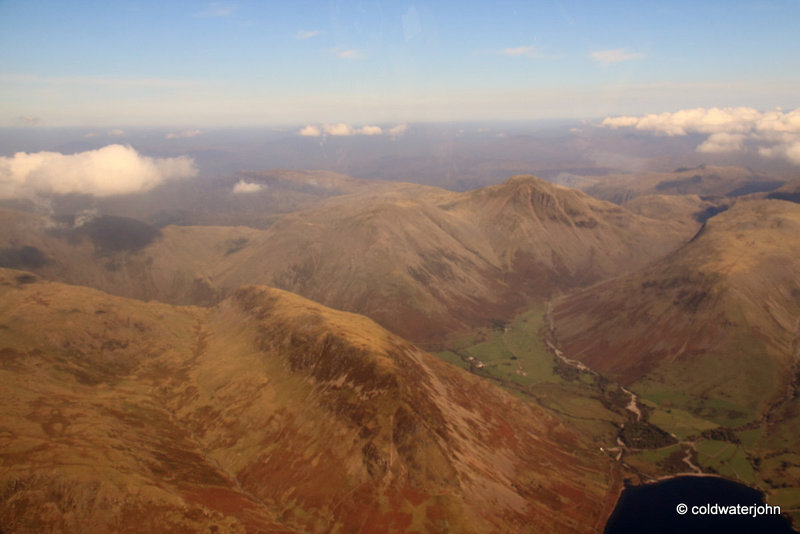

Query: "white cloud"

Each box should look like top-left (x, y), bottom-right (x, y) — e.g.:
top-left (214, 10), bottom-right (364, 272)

top-left (359, 125), bottom-right (382, 135)
top-left (0, 145), bottom-right (197, 199)
top-left (756, 108), bottom-right (800, 133)
top-left (298, 123), bottom-right (408, 138)
top-left (388, 123), bottom-right (409, 137)
top-left (602, 107), bottom-right (800, 164)
top-left (166, 129), bottom-right (203, 139)
top-left (590, 48), bottom-right (645, 64)
top-left (232, 180), bottom-right (264, 194)
top-left (299, 125), bottom-right (322, 137)
top-left (107, 129), bottom-right (125, 137)
top-left (296, 30), bottom-right (321, 40)
top-left (324, 123), bottom-right (356, 136)
top-left (760, 139), bottom-right (800, 164)
top-left (501, 46), bottom-right (539, 57)
top-left (337, 49), bottom-right (362, 59)
top-left (783, 142), bottom-right (800, 164)
top-left (697, 132), bottom-right (746, 153)
top-left (601, 115), bottom-right (640, 129)
top-left (602, 107), bottom-right (779, 136)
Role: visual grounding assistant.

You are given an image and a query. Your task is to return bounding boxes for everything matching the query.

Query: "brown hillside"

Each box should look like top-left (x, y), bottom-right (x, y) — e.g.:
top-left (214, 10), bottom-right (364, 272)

top-left (0, 270), bottom-right (615, 533)
top-left (0, 175), bottom-right (696, 343)
top-left (205, 175), bottom-right (696, 341)
top-left (552, 198), bottom-right (800, 423)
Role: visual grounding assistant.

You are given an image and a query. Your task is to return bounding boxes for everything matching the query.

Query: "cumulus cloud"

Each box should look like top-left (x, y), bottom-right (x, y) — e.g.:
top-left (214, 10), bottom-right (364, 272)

top-left (388, 124), bottom-right (409, 137)
top-left (590, 48), bottom-right (645, 64)
top-left (324, 123), bottom-right (356, 136)
top-left (166, 129), bottom-right (203, 139)
top-left (0, 145), bottom-right (197, 199)
top-left (359, 125), bottom-right (382, 135)
top-left (603, 107), bottom-right (763, 136)
top-left (299, 125), bottom-right (322, 137)
top-left (602, 107), bottom-right (800, 164)
top-left (298, 123), bottom-right (406, 138)
top-left (757, 108), bottom-right (800, 133)
top-left (296, 30), bottom-right (321, 40)
top-left (232, 180), bottom-right (265, 194)
top-left (601, 115), bottom-right (639, 129)
top-left (697, 132), bottom-right (746, 153)
top-left (759, 139), bottom-right (800, 163)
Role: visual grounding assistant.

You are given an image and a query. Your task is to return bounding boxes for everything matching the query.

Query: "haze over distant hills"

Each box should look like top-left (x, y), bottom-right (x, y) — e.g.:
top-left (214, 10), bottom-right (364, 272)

top-left (3, 122), bottom-right (797, 195)
top-left (582, 165), bottom-right (786, 204)
top-left (0, 174), bottom-right (694, 343)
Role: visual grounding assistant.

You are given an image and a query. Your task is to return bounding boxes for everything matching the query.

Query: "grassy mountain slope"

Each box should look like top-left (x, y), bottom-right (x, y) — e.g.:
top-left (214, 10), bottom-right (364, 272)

top-left (0, 269), bottom-right (615, 533)
top-left (550, 199), bottom-right (800, 513)
top-left (552, 199), bottom-right (800, 420)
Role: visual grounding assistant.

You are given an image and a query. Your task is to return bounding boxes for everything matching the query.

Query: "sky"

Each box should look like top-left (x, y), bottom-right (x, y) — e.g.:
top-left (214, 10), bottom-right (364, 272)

top-left (1, 0), bottom-right (799, 127)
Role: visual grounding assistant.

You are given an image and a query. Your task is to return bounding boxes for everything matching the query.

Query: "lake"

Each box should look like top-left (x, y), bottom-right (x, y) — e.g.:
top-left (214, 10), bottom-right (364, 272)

top-left (604, 475), bottom-right (796, 534)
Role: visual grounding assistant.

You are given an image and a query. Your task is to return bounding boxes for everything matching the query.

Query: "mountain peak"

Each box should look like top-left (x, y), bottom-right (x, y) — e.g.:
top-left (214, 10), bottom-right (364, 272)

top-left (502, 173), bottom-right (553, 186)
top-left (460, 173), bottom-right (604, 231)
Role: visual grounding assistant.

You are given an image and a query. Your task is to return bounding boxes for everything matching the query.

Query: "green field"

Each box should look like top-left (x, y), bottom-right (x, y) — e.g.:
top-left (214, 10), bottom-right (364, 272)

top-left (695, 439), bottom-right (756, 484)
top-left (624, 444), bottom-right (683, 477)
top-left (647, 404), bottom-right (718, 439)
top-left (438, 306), bottom-right (560, 386)
top-left (435, 304), bottom-right (627, 446)
top-left (434, 301), bottom-right (799, 504)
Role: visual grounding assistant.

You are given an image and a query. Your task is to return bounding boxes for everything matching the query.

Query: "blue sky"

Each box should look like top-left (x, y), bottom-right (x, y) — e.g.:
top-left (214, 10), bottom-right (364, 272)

top-left (1, 0), bottom-right (799, 126)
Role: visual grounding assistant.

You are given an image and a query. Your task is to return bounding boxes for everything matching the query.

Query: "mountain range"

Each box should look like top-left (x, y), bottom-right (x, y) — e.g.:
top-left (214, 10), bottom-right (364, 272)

top-left (1, 168), bottom-right (799, 532)
top-left (0, 175), bottom-right (694, 343)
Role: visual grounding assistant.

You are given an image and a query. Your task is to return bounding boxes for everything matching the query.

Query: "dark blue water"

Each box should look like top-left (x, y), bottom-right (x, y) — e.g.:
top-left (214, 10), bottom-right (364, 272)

top-left (604, 476), bottom-right (796, 534)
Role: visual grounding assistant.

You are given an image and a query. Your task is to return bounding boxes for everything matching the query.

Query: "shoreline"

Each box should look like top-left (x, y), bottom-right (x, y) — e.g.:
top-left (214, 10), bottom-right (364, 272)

top-left (634, 471), bottom-right (734, 486)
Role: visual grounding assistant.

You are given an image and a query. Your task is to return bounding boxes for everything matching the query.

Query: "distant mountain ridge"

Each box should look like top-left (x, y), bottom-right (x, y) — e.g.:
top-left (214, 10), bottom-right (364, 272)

top-left (581, 165), bottom-right (784, 204)
top-left (0, 174), bottom-right (696, 343)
